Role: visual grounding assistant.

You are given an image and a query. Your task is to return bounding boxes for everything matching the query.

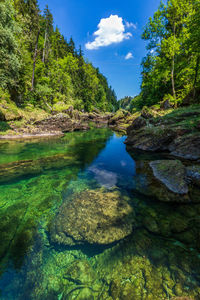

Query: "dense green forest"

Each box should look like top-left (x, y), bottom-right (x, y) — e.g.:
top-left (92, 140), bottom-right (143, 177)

top-left (128, 0), bottom-right (200, 110)
top-left (0, 0), bottom-right (117, 112)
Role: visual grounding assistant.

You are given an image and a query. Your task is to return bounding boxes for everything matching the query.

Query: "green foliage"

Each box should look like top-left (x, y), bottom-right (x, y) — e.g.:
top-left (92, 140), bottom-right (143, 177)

top-left (117, 96), bottom-right (133, 111)
top-left (137, 0), bottom-right (200, 109)
top-left (1, 0), bottom-right (117, 112)
top-left (0, 0), bottom-right (22, 93)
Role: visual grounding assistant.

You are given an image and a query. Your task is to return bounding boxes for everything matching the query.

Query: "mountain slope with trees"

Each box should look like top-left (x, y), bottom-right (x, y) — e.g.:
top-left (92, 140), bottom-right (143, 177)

top-left (0, 0), bottom-right (117, 113)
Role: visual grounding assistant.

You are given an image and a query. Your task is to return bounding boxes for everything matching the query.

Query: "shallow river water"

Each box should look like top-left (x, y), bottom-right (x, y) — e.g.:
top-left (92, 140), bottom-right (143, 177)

top-left (0, 128), bottom-right (200, 299)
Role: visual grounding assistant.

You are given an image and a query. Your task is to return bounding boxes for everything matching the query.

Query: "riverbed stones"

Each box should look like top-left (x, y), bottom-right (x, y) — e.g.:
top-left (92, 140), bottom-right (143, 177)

top-left (34, 113), bottom-right (90, 133)
top-left (50, 188), bottom-right (135, 246)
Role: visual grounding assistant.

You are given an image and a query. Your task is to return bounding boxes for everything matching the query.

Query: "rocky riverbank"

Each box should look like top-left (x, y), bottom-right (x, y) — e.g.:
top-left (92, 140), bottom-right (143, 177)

top-left (124, 104), bottom-right (200, 205)
top-left (0, 98), bottom-right (136, 138)
top-left (125, 105), bottom-right (200, 160)
top-left (0, 105), bottom-right (115, 139)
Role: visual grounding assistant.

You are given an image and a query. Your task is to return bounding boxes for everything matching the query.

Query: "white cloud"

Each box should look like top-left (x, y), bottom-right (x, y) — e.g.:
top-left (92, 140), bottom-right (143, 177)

top-left (125, 21), bottom-right (137, 30)
top-left (85, 15), bottom-right (132, 50)
top-left (125, 52), bottom-right (133, 60)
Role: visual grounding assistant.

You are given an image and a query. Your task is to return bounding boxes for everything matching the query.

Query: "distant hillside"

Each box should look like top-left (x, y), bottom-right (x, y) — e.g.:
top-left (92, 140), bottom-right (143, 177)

top-left (117, 96), bottom-right (133, 111)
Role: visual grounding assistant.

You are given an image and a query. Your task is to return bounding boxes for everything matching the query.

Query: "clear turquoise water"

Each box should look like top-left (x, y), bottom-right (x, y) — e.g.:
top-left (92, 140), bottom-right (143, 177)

top-left (0, 128), bottom-right (200, 299)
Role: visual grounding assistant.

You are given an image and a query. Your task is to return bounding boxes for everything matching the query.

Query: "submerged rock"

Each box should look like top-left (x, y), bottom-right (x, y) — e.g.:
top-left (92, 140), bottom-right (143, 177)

top-left (50, 188), bottom-right (135, 246)
top-left (0, 154), bottom-right (78, 184)
top-left (149, 160), bottom-right (188, 195)
top-left (186, 165), bottom-right (200, 187)
top-left (135, 160), bottom-right (200, 203)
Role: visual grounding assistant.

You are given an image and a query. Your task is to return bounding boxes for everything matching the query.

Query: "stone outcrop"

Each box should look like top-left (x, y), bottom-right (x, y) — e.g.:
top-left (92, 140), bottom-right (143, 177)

top-left (169, 133), bottom-right (200, 160)
top-left (50, 188), bottom-right (135, 246)
top-left (108, 110), bottom-right (136, 134)
top-left (126, 107), bottom-right (200, 160)
top-left (126, 127), bottom-right (176, 152)
top-left (135, 159), bottom-right (200, 203)
top-left (34, 113), bottom-right (89, 133)
top-left (127, 117), bottom-right (147, 133)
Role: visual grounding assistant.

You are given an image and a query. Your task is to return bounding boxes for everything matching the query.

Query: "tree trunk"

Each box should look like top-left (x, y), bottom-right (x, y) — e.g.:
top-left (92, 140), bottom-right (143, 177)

top-left (171, 55), bottom-right (176, 98)
top-left (42, 29), bottom-right (47, 63)
top-left (171, 23), bottom-right (176, 102)
top-left (193, 55), bottom-right (200, 100)
top-left (31, 30), bottom-right (40, 91)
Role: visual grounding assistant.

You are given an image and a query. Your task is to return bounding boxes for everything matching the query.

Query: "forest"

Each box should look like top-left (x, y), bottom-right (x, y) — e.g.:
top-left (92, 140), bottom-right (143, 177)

top-left (120, 0), bottom-right (200, 111)
top-left (0, 0), bottom-right (117, 112)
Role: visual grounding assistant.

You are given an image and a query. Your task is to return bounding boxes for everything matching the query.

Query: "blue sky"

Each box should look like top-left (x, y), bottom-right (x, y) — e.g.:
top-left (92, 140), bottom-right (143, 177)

top-left (38, 0), bottom-right (161, 99)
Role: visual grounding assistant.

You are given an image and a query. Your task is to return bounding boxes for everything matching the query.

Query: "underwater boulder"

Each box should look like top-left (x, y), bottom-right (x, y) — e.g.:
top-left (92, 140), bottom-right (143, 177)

top-left (135, 160), bottom-right (193, 203)
top-left (147, 160), bottom-right (191, 202)
top-left (186, 165), bottom-right (200, 187)
top-left (149, 160), bottom-right (188, 195)
top-left (50, 188), bottom-right (135, 246)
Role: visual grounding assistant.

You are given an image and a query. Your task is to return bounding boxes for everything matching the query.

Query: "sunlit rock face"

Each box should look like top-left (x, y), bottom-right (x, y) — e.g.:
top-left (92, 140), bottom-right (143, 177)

top-left (50, 188), bottom-right (135, 246)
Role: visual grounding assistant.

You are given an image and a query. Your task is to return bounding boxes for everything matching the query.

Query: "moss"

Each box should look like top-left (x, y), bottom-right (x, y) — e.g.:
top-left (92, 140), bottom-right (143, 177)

top-left (52, 102), bottom-right (73, 113)
top-left (0, 121), bottom-right (11, 132)
top-left (0, 99), bottom-right (22, 122)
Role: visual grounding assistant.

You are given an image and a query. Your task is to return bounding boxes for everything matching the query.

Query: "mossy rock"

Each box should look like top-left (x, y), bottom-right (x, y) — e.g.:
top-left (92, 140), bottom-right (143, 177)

top-left (109, 110), bottom-right (128, 125)
top-left (169, 133), bottom-right (200, 160)
top-left (50, 188), bottom-right (135, 246)
top-left (149, 160), bottom-right (188, 195)
top-left (126, 126), bottom-right (176, 151)
top-left (0, 101), bottom-right (22, 122)
top-left (127, 116), bottom-right (147, 133)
